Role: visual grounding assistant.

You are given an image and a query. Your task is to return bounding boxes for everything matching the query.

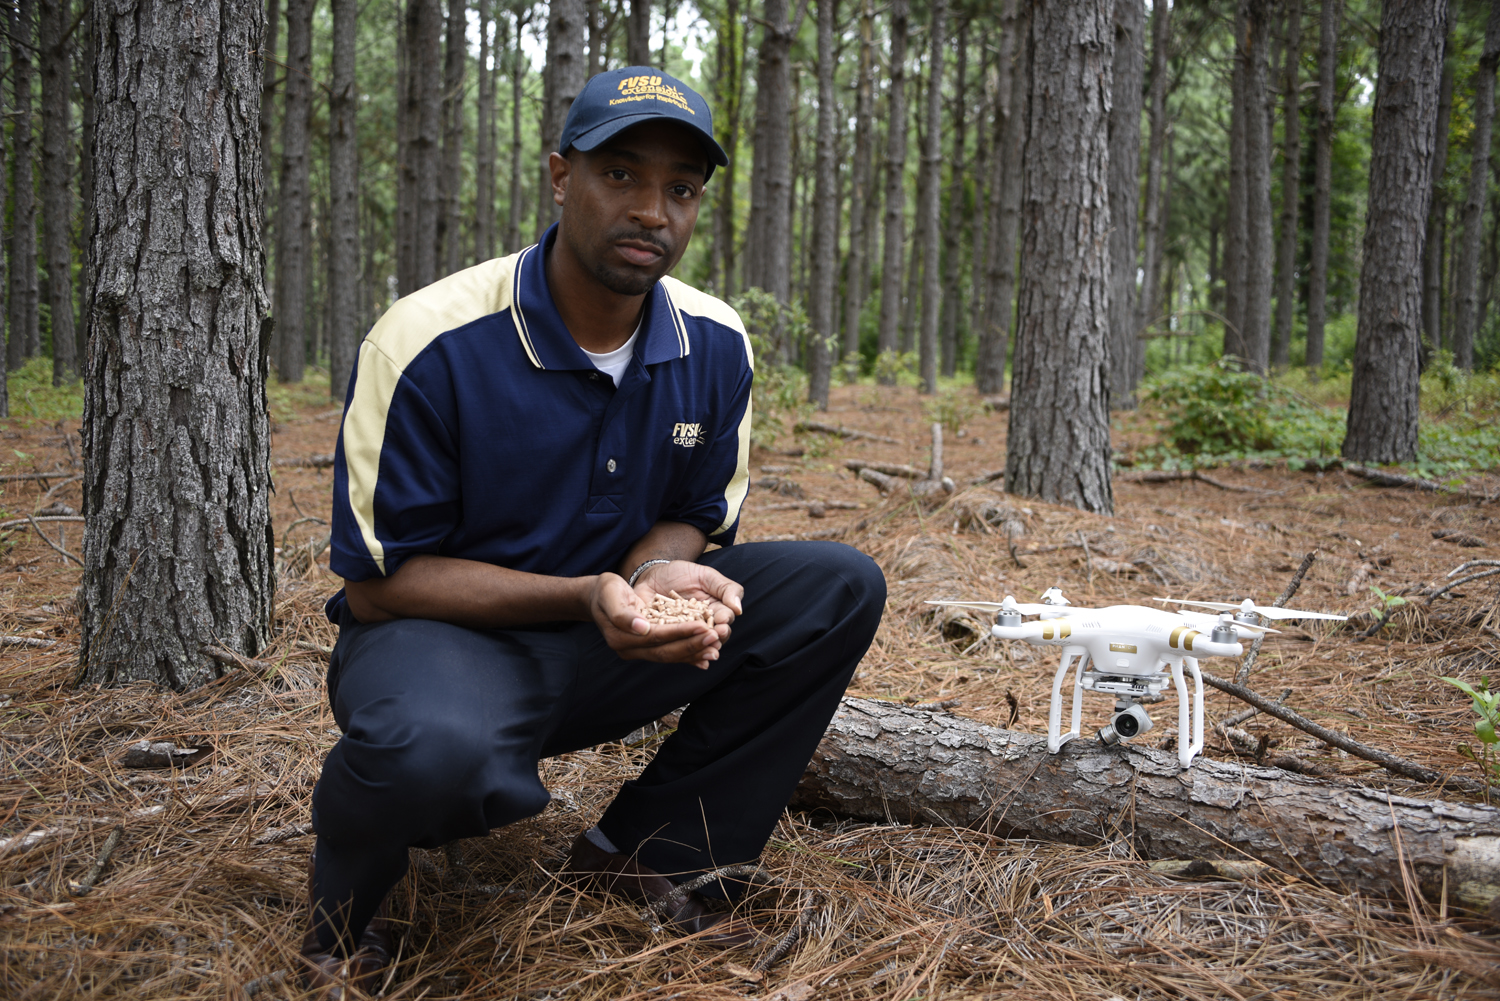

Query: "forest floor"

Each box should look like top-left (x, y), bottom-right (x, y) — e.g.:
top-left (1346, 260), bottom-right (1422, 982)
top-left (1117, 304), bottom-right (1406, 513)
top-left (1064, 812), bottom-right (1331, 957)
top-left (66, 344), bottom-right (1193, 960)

top-left (2, 381), bottom-right (1500, 999)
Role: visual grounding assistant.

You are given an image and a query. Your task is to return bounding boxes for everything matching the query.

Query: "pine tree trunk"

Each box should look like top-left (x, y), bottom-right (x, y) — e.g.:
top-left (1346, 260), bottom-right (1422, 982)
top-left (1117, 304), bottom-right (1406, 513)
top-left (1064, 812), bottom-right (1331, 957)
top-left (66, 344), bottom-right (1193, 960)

top-left (875, 0), bottom-right (911, 379)
top-left (627, 0), bottom-right (652, 66)
top-left (1272, 0), bottom-right (1301, 370)
top-left (746, 0), bottom-right (794, 310)
top-left (1005, 0), bottom-right (1114, 516)
top-left (507, 12), bottom-right (526, 254)
top-left (83, 0), bottom-right (274, 690)
top-left (939, 19), bottom-right (968, 381)
top-left (76, 10), bottom-right (97, 369)
top-left (0, 43), bottom-right (7, 417)
top-left (329, 0), bottom-right (360, 403)
top-left (841, 0), bottom-right (875, 362)
top-left (1239, 0), bottom-right (1275, 374)
top-left (260, 0), bottom-right (281, 239)
top-left (272, 0), bottom-right (312, 383)
top-left (542, 0), bottom-right (587, 236)
top-left (916, 0), bottom-right (945, 396)
top-left (1107, 0), bottom-right (1143, 407)
top-left (475, 0), bottom-right (496, 261)
top-left (1423, 35), bottom-right (1454, 355)
top-left (807, 0), bottom-right (839, 410)
top-left (39, 0), bottom-right (75, 387)
top-left (1305, 0), bottom-right (1340, 373)
top-left (397, 16), bottom-right (416, 294)
top-left (414, 0), bottom-right (444, 287)
top-left (710, 2), bottom-right (743, 298)
top-left (967, 39), bottom-right (992, 352)
top-left (972, 0), bottom-right (1032, 399)
top-left (975, 0), bottom-right (1027, 396)
top-left (1222, 4), bottom-right (1248, 358)
top-left (7, 0), bottom-right (38, 370)
top-left (439, 0), bottom-right (467, 277)
top-left (1342, 0), bottom-right (1448, 465)
top-left (1136, 0), bottom-right (1170, 351)
top-left (1452, 4), bottom-right (1500, 372)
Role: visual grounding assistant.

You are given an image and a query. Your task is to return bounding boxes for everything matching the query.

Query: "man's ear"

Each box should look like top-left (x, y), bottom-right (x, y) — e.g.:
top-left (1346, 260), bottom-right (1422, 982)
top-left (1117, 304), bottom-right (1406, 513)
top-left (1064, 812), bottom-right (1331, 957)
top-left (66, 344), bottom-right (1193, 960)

top-left (549, 151), bottom-right (571, 207)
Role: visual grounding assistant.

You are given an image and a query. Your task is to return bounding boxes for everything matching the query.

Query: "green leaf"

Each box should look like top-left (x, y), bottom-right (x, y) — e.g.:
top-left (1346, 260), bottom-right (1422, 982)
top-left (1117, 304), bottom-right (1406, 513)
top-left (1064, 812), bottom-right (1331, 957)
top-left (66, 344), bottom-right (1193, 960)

top-left (1478, 719), bottom-right (1497, 745)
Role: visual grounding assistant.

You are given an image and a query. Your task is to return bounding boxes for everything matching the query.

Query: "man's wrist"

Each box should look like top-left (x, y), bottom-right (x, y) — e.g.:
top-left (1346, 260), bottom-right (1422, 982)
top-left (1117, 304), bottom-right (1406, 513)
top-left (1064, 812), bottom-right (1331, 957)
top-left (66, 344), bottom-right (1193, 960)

top-left (627, 558), bottom-right (671, 588)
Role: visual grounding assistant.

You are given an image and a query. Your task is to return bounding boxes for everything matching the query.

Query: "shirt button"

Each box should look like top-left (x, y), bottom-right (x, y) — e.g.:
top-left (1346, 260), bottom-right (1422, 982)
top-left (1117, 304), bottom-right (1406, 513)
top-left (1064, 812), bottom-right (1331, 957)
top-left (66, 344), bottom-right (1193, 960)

top-left (607, 458), bottom-right (617, 473)
top-left (589, 372), bottom-right (600, 380)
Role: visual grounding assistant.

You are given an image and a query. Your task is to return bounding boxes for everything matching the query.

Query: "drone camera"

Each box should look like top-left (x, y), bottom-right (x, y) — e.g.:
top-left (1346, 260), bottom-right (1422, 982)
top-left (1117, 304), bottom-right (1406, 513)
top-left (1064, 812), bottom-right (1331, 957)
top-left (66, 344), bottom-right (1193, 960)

top-left (1098, 703), bottom-right (1154, 746)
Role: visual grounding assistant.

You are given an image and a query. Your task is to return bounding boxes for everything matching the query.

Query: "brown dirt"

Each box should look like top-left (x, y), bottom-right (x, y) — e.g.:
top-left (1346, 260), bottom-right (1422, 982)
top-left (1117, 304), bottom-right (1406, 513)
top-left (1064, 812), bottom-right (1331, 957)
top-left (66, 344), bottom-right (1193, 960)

top-left (2, 384), bottom-right (1499, 998)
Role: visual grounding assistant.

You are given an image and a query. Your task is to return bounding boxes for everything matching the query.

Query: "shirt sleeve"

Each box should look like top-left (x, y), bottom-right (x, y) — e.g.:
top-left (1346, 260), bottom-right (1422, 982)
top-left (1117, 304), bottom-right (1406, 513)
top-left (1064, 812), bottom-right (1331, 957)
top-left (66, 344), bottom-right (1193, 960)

top-left (660, 362), bottom-right (753, 546)
top-left (329, 342), bottom-right (461, 582)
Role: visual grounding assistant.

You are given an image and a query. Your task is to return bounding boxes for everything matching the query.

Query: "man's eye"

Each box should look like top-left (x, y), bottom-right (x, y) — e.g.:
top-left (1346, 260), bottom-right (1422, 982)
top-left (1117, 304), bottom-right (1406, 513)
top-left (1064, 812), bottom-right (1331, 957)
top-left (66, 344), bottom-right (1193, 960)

top-left (673, 185), bottom-right (697, 198)
top-left (607, 169), bottom-right (629, 181)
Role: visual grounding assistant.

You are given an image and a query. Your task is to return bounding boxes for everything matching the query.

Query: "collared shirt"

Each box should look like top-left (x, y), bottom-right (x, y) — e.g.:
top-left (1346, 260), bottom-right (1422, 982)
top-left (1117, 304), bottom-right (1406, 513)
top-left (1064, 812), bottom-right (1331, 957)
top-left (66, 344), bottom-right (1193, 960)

top-left (326, 225), bottom-right (753, 615)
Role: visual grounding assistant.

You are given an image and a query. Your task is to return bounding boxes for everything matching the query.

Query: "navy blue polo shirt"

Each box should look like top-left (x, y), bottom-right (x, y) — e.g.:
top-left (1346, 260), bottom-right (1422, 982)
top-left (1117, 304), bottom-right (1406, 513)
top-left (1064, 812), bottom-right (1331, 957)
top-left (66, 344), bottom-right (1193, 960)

top-left (325, 225), bottom-right (753, 619)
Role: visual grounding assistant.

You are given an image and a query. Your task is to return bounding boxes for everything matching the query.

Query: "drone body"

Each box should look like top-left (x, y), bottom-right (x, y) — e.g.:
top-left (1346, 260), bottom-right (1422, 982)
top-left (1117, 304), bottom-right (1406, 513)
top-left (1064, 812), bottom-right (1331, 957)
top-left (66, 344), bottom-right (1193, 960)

top-left (927, 589), bottom-right (1346, 768)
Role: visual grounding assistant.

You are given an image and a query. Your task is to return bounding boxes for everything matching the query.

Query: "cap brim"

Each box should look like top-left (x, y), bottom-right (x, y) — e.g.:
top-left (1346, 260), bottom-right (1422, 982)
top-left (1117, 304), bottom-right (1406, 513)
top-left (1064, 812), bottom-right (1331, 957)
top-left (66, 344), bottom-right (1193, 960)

top-left (567, 113), bottom-right (729, 170)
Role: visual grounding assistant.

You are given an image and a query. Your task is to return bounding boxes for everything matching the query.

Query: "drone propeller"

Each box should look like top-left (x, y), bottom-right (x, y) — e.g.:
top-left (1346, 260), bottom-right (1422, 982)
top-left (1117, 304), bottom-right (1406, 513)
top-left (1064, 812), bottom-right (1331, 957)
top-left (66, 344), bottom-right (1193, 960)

top-left (1155, 597), bottom-right (1347, 622)
top-left (927, 593), bottom-right (1089, 617)
top-left (1174, 609), bottom-right (1280, 634)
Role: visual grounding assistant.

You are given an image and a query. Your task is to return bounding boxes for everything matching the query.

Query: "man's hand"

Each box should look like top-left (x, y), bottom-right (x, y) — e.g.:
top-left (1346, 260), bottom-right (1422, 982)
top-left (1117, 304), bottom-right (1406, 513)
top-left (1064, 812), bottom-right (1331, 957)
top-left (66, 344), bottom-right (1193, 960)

top-left (588, 561), bottom-right (743, 670)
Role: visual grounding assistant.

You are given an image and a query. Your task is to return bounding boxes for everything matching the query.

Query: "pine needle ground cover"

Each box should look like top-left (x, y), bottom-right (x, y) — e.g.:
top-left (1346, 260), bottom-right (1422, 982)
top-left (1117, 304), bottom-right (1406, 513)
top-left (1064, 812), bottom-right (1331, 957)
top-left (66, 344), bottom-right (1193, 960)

top-left (3, 383), bottom-right (1499, 998)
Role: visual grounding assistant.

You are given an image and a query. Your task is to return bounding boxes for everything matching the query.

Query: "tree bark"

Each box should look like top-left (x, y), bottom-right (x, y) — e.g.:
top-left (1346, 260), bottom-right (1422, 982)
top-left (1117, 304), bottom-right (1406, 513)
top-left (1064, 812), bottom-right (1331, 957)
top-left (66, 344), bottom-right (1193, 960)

top-left (439, 0), bottom-right (467, 278)
top-left (1005, 0), bottom-right (1114, 516)
top-left (273, 0), bottom-right (313, 382)
top-left (709, 0), bottom-right (744, 299)
top-left (414, 0), bottom-right (444, 287)
top-left (1237, 0), bottom-right (1275, 374)
top-left (1342, 0), bottom-right (1448, 465)
top-left (259, 0), bottom-right (281, 238)
top-left (77, 8), bottom-right (97, 369)
top-left (1107, 0), bottom-right (1143, 406)
top-left (1272, 0), bottom-right (1301, 370)
top-left (1305, 0), bottom-right (1340, 373)
top-left (807, 0), bottom-right (839, 410)
top-left (1452, 3), bottom-right (1500, 372)
top-left (475, 0), bottom-right (497, 262)
top-left (939, 19), bottom-right (968, 381)
top-left (506, 9), bottom-right (527, 254)
top-left (875, 0), bottom-right (911, 380)
top-left (542, 0), bottom-right (587, 235)
top-left (790, 699), bottom-right (1500, 914)
top-left (1136, 0), bottom-right (1170, 363)
top-left (397, 14), bottom-right (416, 293)
top-left (1223, 3), bottom-right (1248, 359)
top-left (7, 0), bottom-right (38, 370)
top-left (841, 0), bottom-right (876, 362)
top-left (975, 0), bottom-right (1026, 396)
top-left (39, 0), bottom-right (75, 387)
top-left (745, 0), bottom-right (794, 310)
top-left (627, 0), bottom-right (652, 66)
top-left (83, 0), bottom-right (274, 690)
top-left (916, 0), bottom-right (945, 396)
top-left (329, 0), bottom-right (360, 403)
top-left (1423, 32), bottom-right (1454, 355)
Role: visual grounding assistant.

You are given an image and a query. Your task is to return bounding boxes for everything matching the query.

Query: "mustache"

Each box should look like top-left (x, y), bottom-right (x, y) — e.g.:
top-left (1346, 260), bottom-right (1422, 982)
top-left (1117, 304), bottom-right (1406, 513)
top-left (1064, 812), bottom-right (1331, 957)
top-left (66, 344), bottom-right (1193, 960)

top-left (607, 229), bottom-right (671, 255)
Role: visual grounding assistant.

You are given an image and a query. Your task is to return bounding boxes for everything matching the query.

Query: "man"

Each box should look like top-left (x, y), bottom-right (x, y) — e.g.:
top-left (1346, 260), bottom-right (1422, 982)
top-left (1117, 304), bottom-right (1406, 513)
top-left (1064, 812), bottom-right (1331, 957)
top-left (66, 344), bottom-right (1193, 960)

top-left (301, 67), bottom-right (886, 993)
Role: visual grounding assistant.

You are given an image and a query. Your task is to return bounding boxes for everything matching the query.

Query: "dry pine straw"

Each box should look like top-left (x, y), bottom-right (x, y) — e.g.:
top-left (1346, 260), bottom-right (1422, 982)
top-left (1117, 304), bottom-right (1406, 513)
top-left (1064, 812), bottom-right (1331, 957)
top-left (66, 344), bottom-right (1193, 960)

top-left (4, 395), bottom-right (1500, 998)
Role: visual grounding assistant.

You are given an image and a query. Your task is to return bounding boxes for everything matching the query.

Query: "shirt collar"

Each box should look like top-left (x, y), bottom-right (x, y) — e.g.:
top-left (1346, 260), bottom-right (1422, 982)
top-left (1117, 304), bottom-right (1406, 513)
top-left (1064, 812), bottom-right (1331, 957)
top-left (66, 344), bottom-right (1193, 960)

top-left (510, 224), bottom-right (691, 371)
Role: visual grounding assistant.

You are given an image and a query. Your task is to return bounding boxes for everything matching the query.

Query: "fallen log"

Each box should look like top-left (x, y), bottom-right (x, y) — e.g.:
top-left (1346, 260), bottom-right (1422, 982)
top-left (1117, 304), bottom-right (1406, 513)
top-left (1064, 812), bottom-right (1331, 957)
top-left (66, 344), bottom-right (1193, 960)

top-left (792, 697), bottom-right (1500, 914)
top-left (793, 420), bottom-right (899, 444)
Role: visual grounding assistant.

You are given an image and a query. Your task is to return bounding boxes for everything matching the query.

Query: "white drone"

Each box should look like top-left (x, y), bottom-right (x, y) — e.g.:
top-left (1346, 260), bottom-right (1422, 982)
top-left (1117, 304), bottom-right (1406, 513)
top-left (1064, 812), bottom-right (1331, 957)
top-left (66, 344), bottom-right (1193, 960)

top-left (926, 588), bottom-right (1347, 768)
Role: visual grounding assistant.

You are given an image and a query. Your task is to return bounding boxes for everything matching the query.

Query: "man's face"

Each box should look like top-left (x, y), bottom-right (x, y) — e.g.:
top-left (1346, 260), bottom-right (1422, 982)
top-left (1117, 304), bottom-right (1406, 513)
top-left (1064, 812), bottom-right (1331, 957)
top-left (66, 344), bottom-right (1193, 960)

top-left (552, 120), bottom-right (709, 297)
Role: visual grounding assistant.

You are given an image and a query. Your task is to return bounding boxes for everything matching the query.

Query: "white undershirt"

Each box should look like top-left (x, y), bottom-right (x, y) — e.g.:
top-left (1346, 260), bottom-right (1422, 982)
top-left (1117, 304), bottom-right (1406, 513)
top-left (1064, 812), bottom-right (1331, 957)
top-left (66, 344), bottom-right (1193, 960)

top-left (580, 324), bottom-right (641, 387)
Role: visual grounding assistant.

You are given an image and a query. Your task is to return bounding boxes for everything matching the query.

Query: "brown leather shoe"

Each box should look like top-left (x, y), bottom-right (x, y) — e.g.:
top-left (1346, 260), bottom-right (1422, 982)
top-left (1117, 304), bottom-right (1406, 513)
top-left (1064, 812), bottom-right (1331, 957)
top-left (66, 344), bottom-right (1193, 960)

top-left (298, 858), bottom-right (397, 998)
top-left (563, 831), bottom-right (762, 948)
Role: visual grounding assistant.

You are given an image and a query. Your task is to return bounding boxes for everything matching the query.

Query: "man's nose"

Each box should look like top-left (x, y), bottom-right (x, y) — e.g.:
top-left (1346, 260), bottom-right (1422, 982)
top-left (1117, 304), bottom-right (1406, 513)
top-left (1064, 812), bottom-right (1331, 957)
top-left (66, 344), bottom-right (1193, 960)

top-left (628, 187), bottom-right (669, 229)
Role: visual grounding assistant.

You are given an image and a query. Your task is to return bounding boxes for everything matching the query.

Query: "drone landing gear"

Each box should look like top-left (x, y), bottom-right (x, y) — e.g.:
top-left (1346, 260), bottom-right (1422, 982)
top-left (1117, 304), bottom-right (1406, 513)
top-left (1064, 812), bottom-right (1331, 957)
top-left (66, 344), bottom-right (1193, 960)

top-left (1045, 650), bottom-right (1205, 768)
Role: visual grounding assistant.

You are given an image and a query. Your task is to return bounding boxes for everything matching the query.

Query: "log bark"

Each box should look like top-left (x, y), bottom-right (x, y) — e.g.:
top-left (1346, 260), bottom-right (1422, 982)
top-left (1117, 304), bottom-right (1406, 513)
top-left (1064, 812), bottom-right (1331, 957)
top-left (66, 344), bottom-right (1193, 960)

top-left (1305, 0), bottom-right (1340, 372)
top-left (1452, 2), bottom-right (1500, 372)
top-left (791, 698), bottom-right (1500, 914)
top-left (874, 0), bottom-right (911, 378)
top-left (84, 0), bottom-right (274, 689)
top-left (1005, 0), bottom-right (1114, 516)
top-left (1342, 0), bottom-right (1447, 465)
top-left (1107, 0), bottom-right (1143, 407)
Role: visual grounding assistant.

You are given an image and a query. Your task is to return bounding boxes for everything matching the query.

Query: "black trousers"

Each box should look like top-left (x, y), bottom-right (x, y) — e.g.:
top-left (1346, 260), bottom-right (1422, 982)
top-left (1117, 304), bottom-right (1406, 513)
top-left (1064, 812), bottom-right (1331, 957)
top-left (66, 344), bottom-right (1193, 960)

top-left (309, 541), bottom-right (885, 951)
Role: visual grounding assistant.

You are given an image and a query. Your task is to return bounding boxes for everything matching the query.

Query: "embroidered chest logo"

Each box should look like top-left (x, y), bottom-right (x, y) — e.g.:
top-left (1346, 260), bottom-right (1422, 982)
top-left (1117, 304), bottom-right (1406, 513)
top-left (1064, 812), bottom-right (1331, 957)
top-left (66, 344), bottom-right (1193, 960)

top-left (672, 422), bottom-right (706, 447)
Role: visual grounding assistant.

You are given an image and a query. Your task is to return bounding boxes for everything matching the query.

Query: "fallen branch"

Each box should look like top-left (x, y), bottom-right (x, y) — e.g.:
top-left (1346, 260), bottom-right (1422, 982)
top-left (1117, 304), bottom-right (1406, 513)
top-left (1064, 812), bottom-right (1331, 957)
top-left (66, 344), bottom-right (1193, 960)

top-left (1427, 565), bottom-right (1500, 603)
top-left (793, 420), bottom-right (899, 444)
top-left (0, 636), bottom-right (57, 649)
top-left (793, 698), bottom-right (1500, 912)
top-left (1237, 550), bottom-right (1318, 684)
top-left (69, 826), bottom-right (123, 896)
top-left (26, 514), bottom-right (84, 567)
top-left (969, 469), bottom-right (1004, 486)
top-left (856, 468), bottom-right (897, 495)
top-left (0, 469), bottom-right (70, 484)
top-left (1343, 463), bottom-right (1455, 493)
top-left (272, 453), bottom-right (335, 468)
top-left (845, 459), bottom-right (925, 480)
top-left (1200, 672), bottom-right (1495, 798)
top-left (1117, 469), bottom-right (1272, 494)
top-left (253, 822), bottom-right (314, 845)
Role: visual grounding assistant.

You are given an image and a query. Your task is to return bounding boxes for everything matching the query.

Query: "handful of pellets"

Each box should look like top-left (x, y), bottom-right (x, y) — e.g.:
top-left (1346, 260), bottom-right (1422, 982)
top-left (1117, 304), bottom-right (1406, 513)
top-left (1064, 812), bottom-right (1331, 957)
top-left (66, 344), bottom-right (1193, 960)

top-left (642, 590), bottom-right (715, 626)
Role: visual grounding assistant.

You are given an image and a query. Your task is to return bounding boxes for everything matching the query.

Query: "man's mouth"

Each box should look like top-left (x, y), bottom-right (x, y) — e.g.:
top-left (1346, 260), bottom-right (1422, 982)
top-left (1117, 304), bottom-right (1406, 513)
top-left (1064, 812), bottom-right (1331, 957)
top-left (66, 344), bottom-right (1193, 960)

top-left (614, 239), bottom-right (667, 266)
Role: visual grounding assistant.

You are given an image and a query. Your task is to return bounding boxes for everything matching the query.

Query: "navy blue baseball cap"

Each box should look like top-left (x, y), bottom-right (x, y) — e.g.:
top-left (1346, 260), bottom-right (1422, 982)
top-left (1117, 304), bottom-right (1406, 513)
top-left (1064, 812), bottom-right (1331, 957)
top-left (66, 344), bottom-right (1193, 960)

top-left (559, 66), bottom-right (729, 181)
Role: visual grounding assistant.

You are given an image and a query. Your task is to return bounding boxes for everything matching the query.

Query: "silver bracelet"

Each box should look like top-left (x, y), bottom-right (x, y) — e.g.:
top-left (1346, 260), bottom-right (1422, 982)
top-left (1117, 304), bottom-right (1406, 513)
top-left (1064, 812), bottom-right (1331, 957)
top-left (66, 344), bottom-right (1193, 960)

top-left (627, 559), bottom-right (671, 588)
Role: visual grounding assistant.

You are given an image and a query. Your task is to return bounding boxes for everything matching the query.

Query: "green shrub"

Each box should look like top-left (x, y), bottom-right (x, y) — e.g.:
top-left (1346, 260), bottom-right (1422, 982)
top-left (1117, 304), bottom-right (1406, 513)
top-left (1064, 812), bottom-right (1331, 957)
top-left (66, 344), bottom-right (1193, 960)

top-left (1141, 359), bottom-right (1275, 455)
top-left (3, 357), bottom-right (85, 422)
top-left (730, 288), bottom-right (812, 447)
top-left (921, 385), bottom-right (980, 435)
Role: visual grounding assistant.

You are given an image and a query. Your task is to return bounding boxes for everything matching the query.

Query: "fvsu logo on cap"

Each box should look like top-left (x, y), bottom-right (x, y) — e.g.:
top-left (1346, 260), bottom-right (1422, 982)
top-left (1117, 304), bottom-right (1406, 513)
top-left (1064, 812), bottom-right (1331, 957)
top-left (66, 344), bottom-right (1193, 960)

top-left (611, 75), bottom-right (695, 114)
top-left (672, 422), bottom-right (706, 446)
